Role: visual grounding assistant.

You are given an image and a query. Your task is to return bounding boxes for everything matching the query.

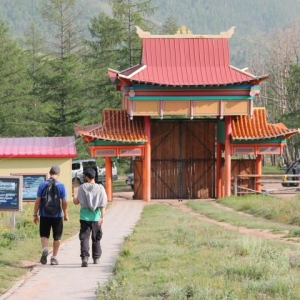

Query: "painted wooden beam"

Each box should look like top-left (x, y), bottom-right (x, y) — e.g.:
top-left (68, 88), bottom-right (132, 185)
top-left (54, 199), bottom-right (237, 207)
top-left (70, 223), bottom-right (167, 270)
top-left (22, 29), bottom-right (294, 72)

top-left (255, 154), bottom-right (262, 193)
top-left (143, 116), bottom-right (151, 201)
top-left (105, 157), bottom-right (113, 202)
top-left (129, 96), bottom-right (253, 100)
top-left (225, 116), bottom-right (232, 197)
top-left (216, 140), bottom-right (222, 199)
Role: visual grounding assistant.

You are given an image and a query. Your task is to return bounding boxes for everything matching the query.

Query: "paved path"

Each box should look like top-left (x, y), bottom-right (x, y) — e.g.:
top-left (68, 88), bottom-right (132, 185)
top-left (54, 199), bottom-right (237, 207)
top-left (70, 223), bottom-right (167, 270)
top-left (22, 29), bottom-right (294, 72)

top-left (0, 198), bottom-right (145, 300)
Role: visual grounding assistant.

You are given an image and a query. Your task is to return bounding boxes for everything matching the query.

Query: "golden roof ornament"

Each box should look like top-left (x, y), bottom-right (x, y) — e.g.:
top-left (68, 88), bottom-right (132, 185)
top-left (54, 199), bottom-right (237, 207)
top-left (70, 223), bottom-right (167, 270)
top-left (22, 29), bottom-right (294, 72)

top-left (176, 25), bottom-right (192, 35)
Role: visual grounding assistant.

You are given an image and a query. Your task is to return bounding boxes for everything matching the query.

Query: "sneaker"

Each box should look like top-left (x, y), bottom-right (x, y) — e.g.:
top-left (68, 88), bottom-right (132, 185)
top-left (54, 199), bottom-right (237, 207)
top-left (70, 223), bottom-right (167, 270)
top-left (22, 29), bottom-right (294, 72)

top-left (81, 257), bottom-right (88, 267)
top-left (50, 257), bottom-right (58, 265)
top-left (93, 259), bottom-right (100, 264)
top-left (40, 249), bottom-right (48, 265)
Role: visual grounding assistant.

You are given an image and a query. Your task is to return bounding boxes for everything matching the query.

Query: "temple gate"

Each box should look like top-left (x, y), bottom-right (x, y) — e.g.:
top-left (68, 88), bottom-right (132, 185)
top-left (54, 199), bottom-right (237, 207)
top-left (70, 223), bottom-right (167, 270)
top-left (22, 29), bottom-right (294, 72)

top-left (75, 26), bottom-right (299, 201)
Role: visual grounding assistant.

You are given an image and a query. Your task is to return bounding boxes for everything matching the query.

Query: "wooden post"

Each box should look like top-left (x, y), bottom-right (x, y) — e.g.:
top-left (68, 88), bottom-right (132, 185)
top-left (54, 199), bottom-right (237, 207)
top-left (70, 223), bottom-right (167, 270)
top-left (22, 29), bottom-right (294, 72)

top-left (224, 116), bottom-right (232, 197)
top-left (234, 176), bottom-right (238, 196)
top-left (105, 157), bottom-right (113, 202)
top-left (143, 116), bottom-right (151, 201)
top-left (10, 211), bottom-right (16, 228)
top-left (256, 154), bottom-right (262, 193)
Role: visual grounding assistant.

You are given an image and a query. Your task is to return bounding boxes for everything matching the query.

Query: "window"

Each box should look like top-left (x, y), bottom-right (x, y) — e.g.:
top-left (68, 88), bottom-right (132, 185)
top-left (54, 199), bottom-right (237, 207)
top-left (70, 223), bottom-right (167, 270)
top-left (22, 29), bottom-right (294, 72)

top-left (72, 163), bottom-right (80, 170)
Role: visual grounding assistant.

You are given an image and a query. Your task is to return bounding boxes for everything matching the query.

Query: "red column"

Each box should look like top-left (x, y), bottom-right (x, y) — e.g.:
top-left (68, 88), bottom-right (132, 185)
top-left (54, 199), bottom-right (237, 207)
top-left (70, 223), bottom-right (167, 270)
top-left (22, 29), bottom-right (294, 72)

top-left (225, 116), bottom-right (232, 197)
top-left (256, 154), bottom-right (262, 193)
top-left (105, 157), bottom-right (113, 202)
top-left (143, 116), bottom-right (151, 201)
top-left (216, 141), bottom-right (222, 199)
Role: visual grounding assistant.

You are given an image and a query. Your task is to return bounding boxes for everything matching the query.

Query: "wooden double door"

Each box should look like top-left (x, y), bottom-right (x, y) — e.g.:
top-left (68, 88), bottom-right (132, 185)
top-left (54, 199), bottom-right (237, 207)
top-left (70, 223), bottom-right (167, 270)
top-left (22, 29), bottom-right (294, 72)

top-left (148, 119), bottom-right (216, 199)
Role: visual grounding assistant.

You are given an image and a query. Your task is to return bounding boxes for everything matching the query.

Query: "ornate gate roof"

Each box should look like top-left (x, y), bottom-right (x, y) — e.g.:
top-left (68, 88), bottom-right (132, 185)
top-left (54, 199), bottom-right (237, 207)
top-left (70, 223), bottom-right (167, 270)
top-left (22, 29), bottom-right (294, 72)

top-left (74, 109), bottom-right (148, 143)
top-left (108, 26), bottom-right (268, 87)
top-left (231, 107), bottom-right (300, 140)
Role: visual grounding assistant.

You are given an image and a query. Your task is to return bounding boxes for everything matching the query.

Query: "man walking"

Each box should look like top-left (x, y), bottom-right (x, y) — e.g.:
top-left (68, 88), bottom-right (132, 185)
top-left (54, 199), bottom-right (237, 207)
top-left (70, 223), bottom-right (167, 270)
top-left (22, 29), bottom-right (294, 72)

top-left (73, 168), bottom-right (107, 267)
top-left (33, 166), bottom-right (69, 265)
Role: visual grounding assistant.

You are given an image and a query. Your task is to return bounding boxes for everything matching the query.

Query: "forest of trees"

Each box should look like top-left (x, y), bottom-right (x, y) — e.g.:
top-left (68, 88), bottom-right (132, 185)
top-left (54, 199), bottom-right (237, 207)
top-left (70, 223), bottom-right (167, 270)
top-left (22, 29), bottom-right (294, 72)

top-left (1, 0), bottom-right (300, 160)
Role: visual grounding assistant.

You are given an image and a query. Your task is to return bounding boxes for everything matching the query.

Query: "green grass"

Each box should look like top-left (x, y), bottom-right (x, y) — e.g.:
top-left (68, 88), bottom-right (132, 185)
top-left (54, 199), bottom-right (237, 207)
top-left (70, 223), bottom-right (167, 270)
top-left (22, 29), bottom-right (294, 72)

top-left (217, 194), bottom-right (300, 227)
top-left (3, 191), bottom-right (300, 299)
top-left (112, 178), bottom-right (131, 191)
top-left (0, 202), bottom-right (80, 294)
top-left (263, 164), bottom-right (285, 174)
top-left (0, 182), bottom-right (116, 295)
top-left (186, 199), bottom-right (300, 238)
top-left (96, 203), bottom-right (300, 299)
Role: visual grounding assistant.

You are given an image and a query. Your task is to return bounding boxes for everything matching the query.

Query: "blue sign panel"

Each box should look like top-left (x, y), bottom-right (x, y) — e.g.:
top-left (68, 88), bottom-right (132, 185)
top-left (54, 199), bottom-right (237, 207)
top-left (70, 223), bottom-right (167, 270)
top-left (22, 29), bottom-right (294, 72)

top-left (11, 174), bottom-right (47, 201)
top-left (0, 177), bottom-right (22, 211)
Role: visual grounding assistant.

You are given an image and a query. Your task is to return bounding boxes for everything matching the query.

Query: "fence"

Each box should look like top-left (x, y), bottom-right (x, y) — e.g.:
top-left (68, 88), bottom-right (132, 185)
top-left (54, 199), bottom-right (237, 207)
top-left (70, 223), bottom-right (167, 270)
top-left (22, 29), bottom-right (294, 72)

top-left (233, 174), bottom-right (300, 196)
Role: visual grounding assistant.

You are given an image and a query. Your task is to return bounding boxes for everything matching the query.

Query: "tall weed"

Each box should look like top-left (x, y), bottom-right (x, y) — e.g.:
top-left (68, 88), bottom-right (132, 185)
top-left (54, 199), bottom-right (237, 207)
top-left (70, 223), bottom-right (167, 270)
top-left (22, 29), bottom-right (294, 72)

top-left (218, 194), bottom-right (300, 226)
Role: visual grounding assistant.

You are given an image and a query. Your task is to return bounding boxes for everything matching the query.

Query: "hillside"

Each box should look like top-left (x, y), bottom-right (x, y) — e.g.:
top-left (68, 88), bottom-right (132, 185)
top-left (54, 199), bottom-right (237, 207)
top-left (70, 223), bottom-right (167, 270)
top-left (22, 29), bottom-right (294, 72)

top-left (0, 0), bottom-right (299, 67)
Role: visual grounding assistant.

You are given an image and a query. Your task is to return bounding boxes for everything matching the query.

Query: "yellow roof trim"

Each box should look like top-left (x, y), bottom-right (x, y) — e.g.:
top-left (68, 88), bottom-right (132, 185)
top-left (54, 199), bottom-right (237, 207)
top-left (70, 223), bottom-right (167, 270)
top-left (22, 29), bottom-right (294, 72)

top-left (135, 26), bottom-right (236, 39)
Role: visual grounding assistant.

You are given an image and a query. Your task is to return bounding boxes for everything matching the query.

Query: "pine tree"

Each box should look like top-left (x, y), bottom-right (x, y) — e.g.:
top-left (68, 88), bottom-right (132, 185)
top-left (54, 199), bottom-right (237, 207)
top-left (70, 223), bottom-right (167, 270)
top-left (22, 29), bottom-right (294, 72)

top-left (159, 15), bottom-right (178, 35)
top-left (83, 12), bottom-right (122, 122)
top-left (22, 22), bottom-right (48, 136)
top-left (0, 22), bottom-right (30, 137)
top-left (85, 0), bottom-right (158, 120)
top-left (109, 0), bottom-right (157, 68)
top-left (38, 0), bottom-right (86, 136)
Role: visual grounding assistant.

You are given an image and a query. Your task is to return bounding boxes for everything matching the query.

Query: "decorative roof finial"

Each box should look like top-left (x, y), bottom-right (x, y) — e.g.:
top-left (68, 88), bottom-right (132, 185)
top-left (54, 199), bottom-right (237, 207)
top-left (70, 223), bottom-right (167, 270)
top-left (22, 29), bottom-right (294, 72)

top-left (219, 26), bottom-right (236, 38)
top-left (135, 26), bottom-right (151, 38)
top-left (176, 25), bottom-right (192, 35)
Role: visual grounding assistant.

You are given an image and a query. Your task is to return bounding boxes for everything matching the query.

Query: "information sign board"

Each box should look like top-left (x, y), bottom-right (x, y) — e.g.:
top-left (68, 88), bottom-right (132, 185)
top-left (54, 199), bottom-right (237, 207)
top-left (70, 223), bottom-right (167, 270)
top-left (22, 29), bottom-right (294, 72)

top-left (0, 176), bottom-right (22, 211)
top-left (10, 174), bottom-right (47, 201)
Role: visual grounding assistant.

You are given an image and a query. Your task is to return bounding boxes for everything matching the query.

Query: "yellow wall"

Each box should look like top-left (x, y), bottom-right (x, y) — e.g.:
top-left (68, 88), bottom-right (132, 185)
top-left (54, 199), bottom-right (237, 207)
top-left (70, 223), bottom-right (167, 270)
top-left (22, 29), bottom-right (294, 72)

top-left (0, 158), bottom-right (72, 202)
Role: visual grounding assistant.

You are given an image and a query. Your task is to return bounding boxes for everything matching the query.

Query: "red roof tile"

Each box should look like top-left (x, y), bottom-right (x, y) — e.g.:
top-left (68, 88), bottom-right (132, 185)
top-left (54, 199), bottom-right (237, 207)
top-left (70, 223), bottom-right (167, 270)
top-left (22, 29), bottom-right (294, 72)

top-left (231, 108), bottom-right (300, 140)
top-left (109, 27), bottom-right (268, 86)
top-left (74, 109), bottom-right (148, 143)
top-left (0, 136), bottom-right (77, 158)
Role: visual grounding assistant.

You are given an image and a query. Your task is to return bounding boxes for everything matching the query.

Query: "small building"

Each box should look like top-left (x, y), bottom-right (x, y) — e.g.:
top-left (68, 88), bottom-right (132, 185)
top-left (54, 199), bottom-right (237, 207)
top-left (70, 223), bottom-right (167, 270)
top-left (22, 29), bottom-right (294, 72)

top-left (0, 136), bottom-right (77, 202)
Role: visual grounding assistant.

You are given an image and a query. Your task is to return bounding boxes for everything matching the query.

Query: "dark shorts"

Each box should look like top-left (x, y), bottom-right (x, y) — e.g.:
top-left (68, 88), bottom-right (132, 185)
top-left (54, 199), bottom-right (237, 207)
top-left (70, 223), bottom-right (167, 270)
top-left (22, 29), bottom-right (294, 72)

top-left (39, 216), bottom-right (63, 240)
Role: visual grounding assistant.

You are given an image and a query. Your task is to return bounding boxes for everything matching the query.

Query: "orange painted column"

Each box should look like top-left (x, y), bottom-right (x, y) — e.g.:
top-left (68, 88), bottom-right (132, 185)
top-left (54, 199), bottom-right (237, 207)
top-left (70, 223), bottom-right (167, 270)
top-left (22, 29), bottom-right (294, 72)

top-left (224, 116), bottom-right (232, 197)
top-left (256, 154), bottom-right (262, 193)
top-left (143, 116), bottom-right (151, 201)
top-left (105, 157), bottom-right (113, 202)
top-left (216, 141), bottom-right (222, 199)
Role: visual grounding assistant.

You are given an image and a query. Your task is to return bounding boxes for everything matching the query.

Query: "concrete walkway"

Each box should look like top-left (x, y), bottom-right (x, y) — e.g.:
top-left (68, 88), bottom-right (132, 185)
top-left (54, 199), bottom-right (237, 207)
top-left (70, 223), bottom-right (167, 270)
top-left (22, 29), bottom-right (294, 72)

top-left (0, 198), bottom-right (145, 300)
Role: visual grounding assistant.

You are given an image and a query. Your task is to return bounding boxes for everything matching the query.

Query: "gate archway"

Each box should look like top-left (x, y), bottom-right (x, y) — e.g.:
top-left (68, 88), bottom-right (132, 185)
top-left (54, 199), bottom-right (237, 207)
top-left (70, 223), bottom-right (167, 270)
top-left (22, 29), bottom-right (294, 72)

top-left (150, 119), bottom-right (216, 199)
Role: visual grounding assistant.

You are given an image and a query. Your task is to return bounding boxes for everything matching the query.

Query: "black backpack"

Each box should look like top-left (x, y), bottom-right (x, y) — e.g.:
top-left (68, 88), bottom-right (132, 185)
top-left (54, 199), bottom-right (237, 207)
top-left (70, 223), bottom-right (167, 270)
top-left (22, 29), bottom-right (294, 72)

top-left (41, 179), bottom-right (61, 214)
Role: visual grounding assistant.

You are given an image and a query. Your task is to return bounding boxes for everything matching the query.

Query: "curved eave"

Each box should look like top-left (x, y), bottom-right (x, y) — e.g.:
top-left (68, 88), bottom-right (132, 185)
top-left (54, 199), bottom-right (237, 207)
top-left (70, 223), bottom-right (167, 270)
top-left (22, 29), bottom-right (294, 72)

top-left (108, 68), bottom-right (119, 83)
top-left (229, 66), bottom-right (269, 83)
top-left (74, 126), bottom-right (148, 143)
top-left (125, 78), bottom-right (268, 87)
top-left (116, 71), bottom-right (269, 87)
top-left (232, 130), bottom-right (300, 141)
top-left (74, 109), bottom-right (148, 144)
top-left (80, 135), bottom-right (147, 143)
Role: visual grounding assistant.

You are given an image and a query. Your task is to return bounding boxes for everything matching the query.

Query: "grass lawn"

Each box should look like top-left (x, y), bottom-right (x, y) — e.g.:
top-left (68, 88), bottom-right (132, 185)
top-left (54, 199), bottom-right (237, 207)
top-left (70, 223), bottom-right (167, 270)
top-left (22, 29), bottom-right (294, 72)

top-left (0, 202), bottom-right (80, 294)
top-left (2, 184), bottom-right (300, 299)
top-left (263, 164), bottom-right (285, 174)
top-left (97, 202), bottom-right (300, 299)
